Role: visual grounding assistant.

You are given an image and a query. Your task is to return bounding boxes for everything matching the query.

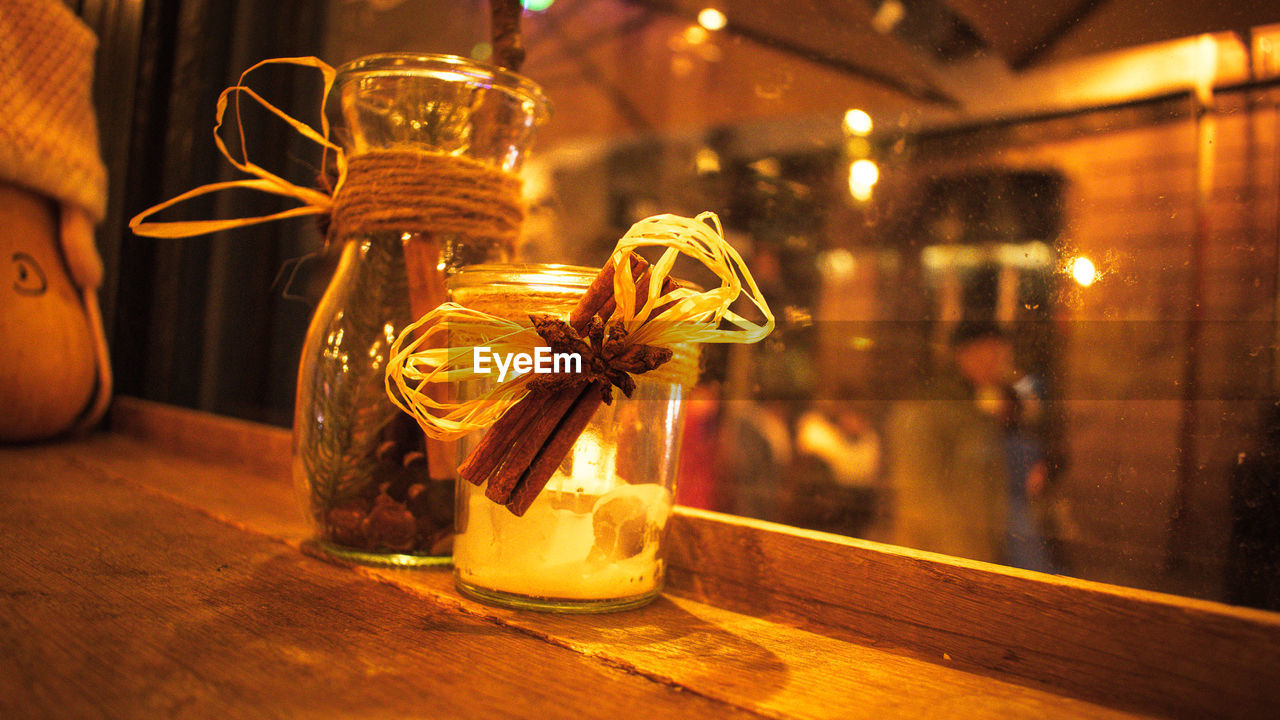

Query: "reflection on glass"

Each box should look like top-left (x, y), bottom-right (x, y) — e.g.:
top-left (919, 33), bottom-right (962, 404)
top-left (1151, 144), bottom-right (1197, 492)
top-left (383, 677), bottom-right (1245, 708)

top-left (325, 5), bottom-right (1280, 610)
top-left (134, 1), bottom-right (1280, 612)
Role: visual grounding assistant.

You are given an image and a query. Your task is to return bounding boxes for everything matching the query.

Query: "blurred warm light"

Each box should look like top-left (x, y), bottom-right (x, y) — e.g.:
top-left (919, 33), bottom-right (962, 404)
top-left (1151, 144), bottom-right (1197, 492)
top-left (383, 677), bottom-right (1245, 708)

top-left (850, 159), bottom-right (879, 186)
top-left (870, 0), bottom-right (905, 34)
top-left (784, 305), bottom-right (813, 326)
top-left (470, 42), bottom-right (493, 61)
top-left (1070, 256), bottom-right (1097, 287)
top-left (994, 241), bottom-right (1054, 270)
top-left (848, 159), bottom-right (879, 201)
top-left (750, 157), bottom-right (781, 178)
top-left (694, 147), bottom-right (721, 175)
top-left (845, 137), bottom-right (871, 158)
top-left (522, 0), bottom-right (555, 11)
top-left (684, 25), bottom-right (710, 45)
top-left (818, 248), bottom-right (856, 278)
top-left (697, 8), bottom-right (727, 31)
top-left (843, 109), bottom-right (873, 136)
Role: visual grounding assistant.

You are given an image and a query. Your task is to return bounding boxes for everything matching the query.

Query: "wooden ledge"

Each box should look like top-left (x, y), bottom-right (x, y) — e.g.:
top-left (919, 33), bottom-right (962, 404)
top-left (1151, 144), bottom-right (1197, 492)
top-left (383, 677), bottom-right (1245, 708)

top-left (1, 396), bottom-right (1274, 718)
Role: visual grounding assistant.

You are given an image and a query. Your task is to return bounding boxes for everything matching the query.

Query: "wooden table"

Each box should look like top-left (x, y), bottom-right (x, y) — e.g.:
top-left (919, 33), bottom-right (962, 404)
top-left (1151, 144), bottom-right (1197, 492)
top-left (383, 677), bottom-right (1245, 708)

top-left (2, 399), bottom-right (1277, 719)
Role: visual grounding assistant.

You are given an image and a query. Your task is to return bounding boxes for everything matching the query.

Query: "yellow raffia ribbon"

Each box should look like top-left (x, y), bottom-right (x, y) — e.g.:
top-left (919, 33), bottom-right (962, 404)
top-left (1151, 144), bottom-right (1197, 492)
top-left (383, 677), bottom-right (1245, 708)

top-left (128, 57), bottom-right (345, 238)
top-left (386, 212), bottom-right (775, 440)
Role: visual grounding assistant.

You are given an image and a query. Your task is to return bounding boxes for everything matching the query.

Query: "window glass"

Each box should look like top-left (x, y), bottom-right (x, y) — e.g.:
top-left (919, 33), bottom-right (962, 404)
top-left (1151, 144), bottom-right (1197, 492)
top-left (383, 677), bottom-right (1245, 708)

top-left (111, 1), bottom-right (1280, 610)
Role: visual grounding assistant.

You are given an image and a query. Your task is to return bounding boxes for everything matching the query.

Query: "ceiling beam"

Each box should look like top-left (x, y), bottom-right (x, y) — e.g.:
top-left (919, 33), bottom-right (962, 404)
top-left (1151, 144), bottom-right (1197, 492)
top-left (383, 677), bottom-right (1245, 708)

top-left (540, 7), bottom-right (656, 132)
top-left (627, 0), bottom-right (959, 106)
top-left (1010, 0), bottom-right (1112, 70)
top-left (523, 9), bottom-right (656, 76)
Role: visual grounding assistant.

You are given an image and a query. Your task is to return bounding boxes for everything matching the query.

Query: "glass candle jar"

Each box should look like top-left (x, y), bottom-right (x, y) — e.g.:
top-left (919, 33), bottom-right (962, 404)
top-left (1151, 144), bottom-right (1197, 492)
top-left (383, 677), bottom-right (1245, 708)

top-left (447, 264), bottom-right (697, 612)
top-left (292, 55), bottom-right (548, 567)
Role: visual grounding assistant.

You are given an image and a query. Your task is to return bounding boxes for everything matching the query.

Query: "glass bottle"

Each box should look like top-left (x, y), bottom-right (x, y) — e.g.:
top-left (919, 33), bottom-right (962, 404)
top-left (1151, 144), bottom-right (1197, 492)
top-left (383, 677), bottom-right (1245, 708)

top-left (447, 264), bottom-right (695, 611)
top-left (292, 54), bottom-right (549, 566)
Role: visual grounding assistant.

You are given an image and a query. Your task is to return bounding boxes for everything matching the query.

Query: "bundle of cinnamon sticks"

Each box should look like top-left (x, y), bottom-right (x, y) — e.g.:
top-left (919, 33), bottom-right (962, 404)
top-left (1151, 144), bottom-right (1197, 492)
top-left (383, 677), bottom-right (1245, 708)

top-left (457, 252), bottom-right (677, 516)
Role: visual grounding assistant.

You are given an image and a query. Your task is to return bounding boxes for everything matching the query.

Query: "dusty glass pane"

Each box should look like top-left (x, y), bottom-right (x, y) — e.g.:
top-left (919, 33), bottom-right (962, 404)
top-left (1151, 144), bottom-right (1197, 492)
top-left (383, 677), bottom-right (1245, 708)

top-left (140, 0), bottom-right (1280, 610)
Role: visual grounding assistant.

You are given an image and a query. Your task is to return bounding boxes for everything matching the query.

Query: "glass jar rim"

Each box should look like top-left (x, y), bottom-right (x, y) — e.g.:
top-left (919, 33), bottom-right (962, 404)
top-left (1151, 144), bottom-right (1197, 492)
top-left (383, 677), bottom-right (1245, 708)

top-left (448, 263), bottom-right (597, 291)
top-left (450, 262), bottom-right (706, 293)
top-left (334, 53), bottom-right (550, 123)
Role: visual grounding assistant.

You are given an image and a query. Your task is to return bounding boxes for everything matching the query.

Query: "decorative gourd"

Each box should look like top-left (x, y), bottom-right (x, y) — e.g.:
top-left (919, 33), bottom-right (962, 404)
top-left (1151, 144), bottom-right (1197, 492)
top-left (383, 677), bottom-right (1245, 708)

top-left (0, 182), bottom-right (99, 441)
top-left (0, 0), bottom-right (112, 442)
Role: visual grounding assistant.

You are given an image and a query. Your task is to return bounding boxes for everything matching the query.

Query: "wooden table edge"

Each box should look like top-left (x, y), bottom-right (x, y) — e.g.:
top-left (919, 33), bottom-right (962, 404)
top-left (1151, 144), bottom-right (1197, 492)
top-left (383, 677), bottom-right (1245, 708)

top-left (106, 396), bottom-right (1280, 719)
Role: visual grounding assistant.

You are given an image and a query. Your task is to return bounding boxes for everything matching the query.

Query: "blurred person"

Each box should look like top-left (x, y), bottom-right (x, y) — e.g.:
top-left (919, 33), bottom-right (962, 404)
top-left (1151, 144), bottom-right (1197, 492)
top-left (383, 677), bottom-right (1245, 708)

top-left (790, 403), bottom-right (882, 536)
top-left (795, 404), bottom-right (881, 489)
top-left (675, 383), bottom-right (724, 511)
top-left (998, 385), bottom-right (1057, 573)
top-left (885, 321), bottom-right (1011, 563)
top-left (721, 400), bottom-right (792, 523)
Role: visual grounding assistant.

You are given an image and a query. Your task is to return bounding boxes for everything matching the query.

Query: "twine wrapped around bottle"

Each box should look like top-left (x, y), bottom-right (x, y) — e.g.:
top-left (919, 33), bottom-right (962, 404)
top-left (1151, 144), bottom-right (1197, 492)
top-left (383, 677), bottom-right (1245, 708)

top-left (128, 57), bottom-right (524, 247)
top-left (330, 150), bottom-right (523, 245)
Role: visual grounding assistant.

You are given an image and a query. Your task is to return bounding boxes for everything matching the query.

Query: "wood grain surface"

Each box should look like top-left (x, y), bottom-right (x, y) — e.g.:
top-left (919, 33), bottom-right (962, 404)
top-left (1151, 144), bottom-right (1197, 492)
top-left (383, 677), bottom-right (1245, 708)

top-left (21, 431), bottom-right (1140, 720)
top-left (666, 509), bottom-right (1280, 720)
top-left (0, 397), bottom-right (1266, 718)
top-left (0, 444), bottom-right (758, 720)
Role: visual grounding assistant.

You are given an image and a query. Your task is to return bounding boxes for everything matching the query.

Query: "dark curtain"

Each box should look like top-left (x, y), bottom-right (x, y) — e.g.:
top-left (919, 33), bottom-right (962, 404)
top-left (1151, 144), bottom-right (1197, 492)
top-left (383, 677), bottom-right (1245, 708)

top-left (81, 0), bottom-right (330, 426)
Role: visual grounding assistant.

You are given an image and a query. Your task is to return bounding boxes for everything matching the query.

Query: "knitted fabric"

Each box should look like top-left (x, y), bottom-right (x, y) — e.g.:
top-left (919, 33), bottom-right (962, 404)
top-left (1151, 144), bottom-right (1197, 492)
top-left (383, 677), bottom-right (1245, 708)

top-left (0, 0), bottom-right (107, 221)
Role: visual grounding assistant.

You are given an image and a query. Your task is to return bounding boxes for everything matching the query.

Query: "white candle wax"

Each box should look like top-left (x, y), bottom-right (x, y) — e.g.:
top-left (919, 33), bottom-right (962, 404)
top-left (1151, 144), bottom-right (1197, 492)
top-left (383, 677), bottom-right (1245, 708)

top-left (454, 432), bottom-right (672, 600)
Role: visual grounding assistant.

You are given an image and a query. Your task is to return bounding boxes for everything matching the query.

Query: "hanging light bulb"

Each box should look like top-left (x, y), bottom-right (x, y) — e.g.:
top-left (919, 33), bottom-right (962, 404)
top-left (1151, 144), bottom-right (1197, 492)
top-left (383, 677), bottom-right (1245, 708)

top-left (849, 159), bottom-right (879, 201)
top-left (1070, 256), bottom-right (1097, 287)
top-left (843, 109), bottom-right (873, 136)
top-left (698, 8), bottom-right (727, 31)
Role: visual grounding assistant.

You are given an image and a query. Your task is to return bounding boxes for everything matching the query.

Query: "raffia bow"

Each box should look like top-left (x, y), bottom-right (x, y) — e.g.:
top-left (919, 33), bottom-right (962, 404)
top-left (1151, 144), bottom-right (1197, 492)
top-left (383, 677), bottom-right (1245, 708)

top-left (385, 212), bottom-right (775, 441)
top-left (127, 57), bottom-right (344, 239)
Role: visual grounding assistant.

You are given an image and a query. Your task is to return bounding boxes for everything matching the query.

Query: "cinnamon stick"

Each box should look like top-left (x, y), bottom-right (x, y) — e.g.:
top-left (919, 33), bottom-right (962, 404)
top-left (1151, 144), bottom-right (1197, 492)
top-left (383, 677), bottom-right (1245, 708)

top-left (402, 237), bottom-right (456, 480)
top-left (482, 384), bottom-right (585, 504)
top-left (630, 265), bottom-right (681, 319)
top-left (505, 383), bottom-right (605, 516)
top-left (456, 388), bottom-right (545, 482)
top-left (457, 251), bottom-right (677, 514)
top-left (490, 0), bottom-right (525, 72)
top-left (457, 254), bottom-right (643, 486)
top-left (498, 270), bottom-right (677, 514)
top-left (570, 254), bottom-right (644, 331)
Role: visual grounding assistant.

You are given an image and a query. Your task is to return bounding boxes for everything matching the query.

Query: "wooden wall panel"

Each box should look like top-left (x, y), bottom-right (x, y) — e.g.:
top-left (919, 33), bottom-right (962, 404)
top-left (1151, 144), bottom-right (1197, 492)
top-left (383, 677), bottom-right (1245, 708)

top-left (907, 89), bottom-right (1279, 600)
